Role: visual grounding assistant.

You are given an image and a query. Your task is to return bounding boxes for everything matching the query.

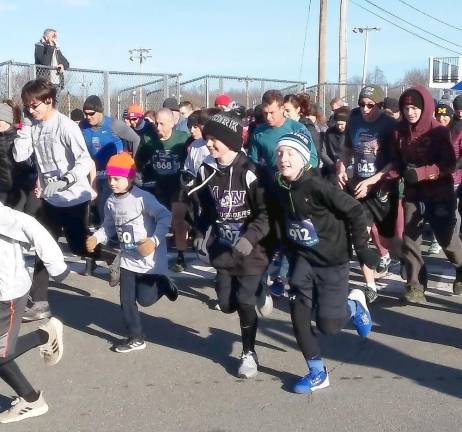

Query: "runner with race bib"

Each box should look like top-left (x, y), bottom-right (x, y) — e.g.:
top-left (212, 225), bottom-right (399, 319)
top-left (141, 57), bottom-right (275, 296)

top-left (336, 85), bottom-right (400, 303)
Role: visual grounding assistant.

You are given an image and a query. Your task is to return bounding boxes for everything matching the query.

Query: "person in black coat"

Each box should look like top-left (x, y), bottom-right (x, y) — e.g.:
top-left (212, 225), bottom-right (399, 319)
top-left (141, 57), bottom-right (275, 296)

top-left (322, 106), bottom-right (351, 179)
top-left (34, 29), bottom-right (69, 89)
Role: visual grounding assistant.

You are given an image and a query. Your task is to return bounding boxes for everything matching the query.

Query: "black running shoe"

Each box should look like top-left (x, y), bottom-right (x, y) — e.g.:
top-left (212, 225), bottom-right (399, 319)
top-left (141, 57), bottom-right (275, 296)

top-left (114, 338), bottom-right (146, 353)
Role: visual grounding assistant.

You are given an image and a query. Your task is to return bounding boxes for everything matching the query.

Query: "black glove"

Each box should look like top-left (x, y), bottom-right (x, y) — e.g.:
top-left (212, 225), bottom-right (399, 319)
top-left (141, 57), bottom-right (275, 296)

top-left (403, 165), bottom-right (418, 185)
top-left (356, 248), bottom-right (380, 270)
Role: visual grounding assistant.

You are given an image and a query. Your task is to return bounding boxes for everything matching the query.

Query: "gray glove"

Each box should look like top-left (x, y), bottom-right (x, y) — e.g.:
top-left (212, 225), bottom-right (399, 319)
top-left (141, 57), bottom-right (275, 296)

top-left (234, 237), bottom-right (253, 256)
top-left (43, 180), bottom-right (68, 198)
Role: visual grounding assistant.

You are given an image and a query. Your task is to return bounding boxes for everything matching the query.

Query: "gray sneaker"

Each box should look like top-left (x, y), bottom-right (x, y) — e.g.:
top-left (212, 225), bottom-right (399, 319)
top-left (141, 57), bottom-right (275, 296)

top-left (364, 286), bottom-right (379, 303)
top-left (238, 351), bottom-right (259, 378)
top-left (428, 240), bottom-right (442, 255)
top-left (0, 392), bottom-right (48, 423)
top-left (22, 301), bottom-right (51, 323)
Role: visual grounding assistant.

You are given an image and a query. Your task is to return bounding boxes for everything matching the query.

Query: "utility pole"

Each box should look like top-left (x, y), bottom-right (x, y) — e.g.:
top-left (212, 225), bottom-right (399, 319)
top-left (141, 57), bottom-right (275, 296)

top-left (318, 0), bottom-right (327, 85)
top-left (129, 48), bottom-right (152, 108)
top-left (338, 0), bottom-right (348, 100)
top-left (318, 0), bottom-right (328, 112)
top-left (352, 27), bottom-right (380, 86)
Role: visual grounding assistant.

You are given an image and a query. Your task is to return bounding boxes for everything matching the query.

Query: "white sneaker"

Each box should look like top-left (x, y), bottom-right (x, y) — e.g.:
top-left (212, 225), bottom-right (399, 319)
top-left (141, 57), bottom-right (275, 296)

top-left (238, 351), bottom-right (259, 378)
top-left (0, 392), bottom-right (48, 423)
top-left (256, 291), bottom-right (273, 318)
top-left (39, 317), bottom-right (64, 366)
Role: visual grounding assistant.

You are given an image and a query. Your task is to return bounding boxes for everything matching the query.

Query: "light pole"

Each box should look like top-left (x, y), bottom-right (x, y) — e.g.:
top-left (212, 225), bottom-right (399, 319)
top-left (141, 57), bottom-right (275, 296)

top-left (352, 27), bottom-right (380, 86)
top-left (129, 48), bottom-right (152, 108)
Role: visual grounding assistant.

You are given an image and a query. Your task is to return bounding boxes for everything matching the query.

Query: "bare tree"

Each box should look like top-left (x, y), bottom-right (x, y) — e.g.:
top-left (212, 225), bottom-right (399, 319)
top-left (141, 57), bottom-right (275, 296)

top-left (400, 68), bottom-right (428, 87)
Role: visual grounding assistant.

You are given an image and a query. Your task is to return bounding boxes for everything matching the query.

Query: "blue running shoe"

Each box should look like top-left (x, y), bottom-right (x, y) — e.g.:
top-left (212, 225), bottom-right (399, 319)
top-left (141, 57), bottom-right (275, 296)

top-left (270, 277), bottom-right (285, 298)
top-left (293, 367), bottom-right (330, 394)
top-left (348, 288), bottom-right (372, 337)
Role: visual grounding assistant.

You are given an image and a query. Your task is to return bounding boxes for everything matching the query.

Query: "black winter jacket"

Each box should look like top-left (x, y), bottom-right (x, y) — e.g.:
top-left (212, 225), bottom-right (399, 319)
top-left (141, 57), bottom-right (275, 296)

top-left (34, 41), bottom-right (69, 86)
top-left (0, 127), bottom-right (16, 192)
top-left (274, 169), bottom-right (369, 267)
top-left (189, 152), bottom-right (272, 276)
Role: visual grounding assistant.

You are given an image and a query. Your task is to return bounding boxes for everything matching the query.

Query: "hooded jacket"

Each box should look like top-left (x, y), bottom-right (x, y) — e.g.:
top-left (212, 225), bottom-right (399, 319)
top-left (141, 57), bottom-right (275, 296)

top-left (188, 152), bottom-right (271, 276)
top-left (273, 169), bottom-right (369, 267)
top-left (391, 86), bottom-right (455, 201)
top-left (0, 203), bottom-right (67, 301)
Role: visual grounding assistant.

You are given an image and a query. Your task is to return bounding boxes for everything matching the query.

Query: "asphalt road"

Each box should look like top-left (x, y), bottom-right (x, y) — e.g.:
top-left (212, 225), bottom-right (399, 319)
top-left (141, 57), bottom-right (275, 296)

top-left (1, 248), bottom-right (461, 432)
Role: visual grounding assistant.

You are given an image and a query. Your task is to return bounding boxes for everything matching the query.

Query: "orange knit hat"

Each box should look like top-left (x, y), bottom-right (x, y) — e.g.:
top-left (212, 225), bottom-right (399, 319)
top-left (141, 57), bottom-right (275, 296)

top-left (106, 152), bottom-right (136, 178)
top-left (127, 104), bottom-right (144, 120)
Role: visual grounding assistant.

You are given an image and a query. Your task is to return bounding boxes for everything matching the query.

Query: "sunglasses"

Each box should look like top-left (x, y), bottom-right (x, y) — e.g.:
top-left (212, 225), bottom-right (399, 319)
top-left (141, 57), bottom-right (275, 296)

top-left (358, 102), bottom-right (376, 109)
top-left (84, 111), bottom-right (97, 117)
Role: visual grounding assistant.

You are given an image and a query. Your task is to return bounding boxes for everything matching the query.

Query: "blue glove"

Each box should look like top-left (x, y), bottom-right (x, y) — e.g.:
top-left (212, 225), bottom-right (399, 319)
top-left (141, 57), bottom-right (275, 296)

top-left (43, 180), bottom-right (68, 198)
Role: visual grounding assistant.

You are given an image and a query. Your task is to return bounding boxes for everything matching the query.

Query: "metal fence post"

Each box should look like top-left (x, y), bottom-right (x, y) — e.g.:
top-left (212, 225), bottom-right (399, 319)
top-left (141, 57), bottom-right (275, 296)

top-left (163, 75), bottom-right (169, 100)
top-left (205, 76), bottom-right (209, 108)
top-left (260, 80), bottom-right (265, 101)
top-left (6, 62), bottom-right (12, 99)
top-left (29, 64), bottom-right (36, 80)
top-left (176, 75), bottom-right (180, 100)
top-left (245, 79), bottom-right (250, 108)
top-left (219, 77), bottom-right (224, 95)
top-left (104, 71), bottom-right (110, 115)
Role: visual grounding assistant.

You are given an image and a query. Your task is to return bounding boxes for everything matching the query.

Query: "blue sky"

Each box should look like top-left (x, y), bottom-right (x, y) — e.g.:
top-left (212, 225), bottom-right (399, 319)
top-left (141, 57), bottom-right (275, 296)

top-left (0, 0), bottom-right (459, 85)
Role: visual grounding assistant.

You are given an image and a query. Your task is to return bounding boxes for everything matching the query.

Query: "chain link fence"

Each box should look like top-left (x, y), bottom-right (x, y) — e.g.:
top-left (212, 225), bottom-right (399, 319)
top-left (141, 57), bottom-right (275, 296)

top-left (0, 60), bottom-right (180, 118)
top-left (179, 75), bottom-right (306, 108)
top-left (305, 83), bottom-right (409, 115)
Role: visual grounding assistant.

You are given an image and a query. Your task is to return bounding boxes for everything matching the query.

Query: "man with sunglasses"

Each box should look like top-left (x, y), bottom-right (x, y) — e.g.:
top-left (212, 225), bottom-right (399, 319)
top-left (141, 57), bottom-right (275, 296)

top-left (81, 95), bottom-right (140, 227)
top-left (13, 79), bottom-right (93, 321)
top-left (336, 85), bottom-right (399, 303)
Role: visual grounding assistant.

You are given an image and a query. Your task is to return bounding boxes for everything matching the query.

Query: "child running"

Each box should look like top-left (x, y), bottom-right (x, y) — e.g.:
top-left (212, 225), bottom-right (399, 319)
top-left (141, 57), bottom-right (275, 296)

top-left (0, 202), bottom-right (66, 423)
top-left (274, 132), bottom-right (378, 393)
top-left (188, 112), bottom-right (273, 378)
top-left (85, 152), bottom-right (178, 353)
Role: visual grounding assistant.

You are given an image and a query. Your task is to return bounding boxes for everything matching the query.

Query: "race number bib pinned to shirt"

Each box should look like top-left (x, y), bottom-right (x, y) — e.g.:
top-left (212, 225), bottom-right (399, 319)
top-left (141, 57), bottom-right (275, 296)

top-left (287, 219), bottom-right (319, 248)
top-left (353, 133), bottom-right (378, 179)
top-left (152, 151), bottom-right (180, 175)
top-left (116, 225), bottom-right (136, 250)
top-left (43, 169), bottom-right (61, 184)
top-left (217, 222), bottom-right (243, 247)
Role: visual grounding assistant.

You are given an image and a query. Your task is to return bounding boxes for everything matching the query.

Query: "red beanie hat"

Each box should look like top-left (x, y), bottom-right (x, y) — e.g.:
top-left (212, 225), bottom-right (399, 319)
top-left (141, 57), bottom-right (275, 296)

top-left (106, 152), bottom-right (136, 178)
top-left (214, 94), bottom-right (232, 107)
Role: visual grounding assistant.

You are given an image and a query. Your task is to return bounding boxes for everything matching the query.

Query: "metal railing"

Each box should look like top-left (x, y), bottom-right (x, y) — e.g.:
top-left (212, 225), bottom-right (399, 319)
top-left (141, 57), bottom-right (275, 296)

top-left (305, 82), bottom-right (406, 115)
top-left (179, 74), bottom-right (306, 108)
top-left (0, 60), bottom-right (181, 117)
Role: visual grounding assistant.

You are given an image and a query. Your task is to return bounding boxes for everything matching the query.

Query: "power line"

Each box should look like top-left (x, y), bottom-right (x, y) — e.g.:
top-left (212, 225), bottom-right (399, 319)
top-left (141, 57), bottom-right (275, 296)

top-left (398, 0), bottom-right (462, 33)
top-left (363, 0), bottom-right (462, 49)
top-left (299, 0), bottom-right (313, 82)
top-left (350, 0), bottom-right (462, 56)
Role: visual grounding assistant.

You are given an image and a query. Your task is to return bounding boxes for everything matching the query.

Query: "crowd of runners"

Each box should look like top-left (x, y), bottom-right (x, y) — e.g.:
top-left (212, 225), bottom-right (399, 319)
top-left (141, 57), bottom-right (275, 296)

top-left (0, 72), bottom-right (461, 423)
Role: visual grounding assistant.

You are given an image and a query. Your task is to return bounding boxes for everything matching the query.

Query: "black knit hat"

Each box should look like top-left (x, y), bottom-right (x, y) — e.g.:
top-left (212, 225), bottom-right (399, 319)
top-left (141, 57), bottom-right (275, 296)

top-left (358, 85), bottom-right (385, 104)
top-left (203, 113), bottom-right (243, 152)
top-left (163, 97), bottom-right (179, 111)
top-left (83, 95), bottom-right (103, 113)
top-left (70, 108), bottom-right (84, 122)
top-left (435, 103), bottom-right (454, 118)
top-left (383, 97), bottom-right (399, 113)
top-left (453, 95), bottom-right (462, 111)
top-left (400, 89), bottom-right (424, 110)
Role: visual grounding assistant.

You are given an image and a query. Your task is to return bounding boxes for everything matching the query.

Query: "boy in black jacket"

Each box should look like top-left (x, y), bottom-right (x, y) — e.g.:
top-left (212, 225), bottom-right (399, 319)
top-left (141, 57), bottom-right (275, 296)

top-left (274, 132), bottom-right (378, 394)
top-left (188, 112), bottom-right (273, 379)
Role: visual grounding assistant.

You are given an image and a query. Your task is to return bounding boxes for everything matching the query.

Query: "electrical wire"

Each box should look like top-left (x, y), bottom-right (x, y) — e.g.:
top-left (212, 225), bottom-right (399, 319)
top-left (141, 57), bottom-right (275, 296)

top-left (350, 0), bottom-right (462, 56)
top-left (398, 0), bottom-right (462, 33)
top-left (363, 0), bottom-right (462, 49)
top-left (298, 0), bottom-right (313, 82)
